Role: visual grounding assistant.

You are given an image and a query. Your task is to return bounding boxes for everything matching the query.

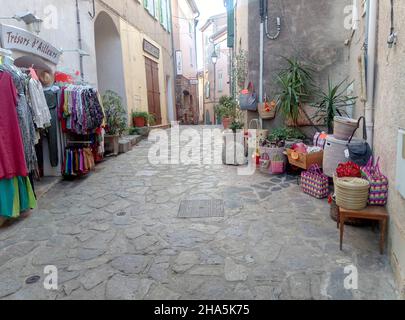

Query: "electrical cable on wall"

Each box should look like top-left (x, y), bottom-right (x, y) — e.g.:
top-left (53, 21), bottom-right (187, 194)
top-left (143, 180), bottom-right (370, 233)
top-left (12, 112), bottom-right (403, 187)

top-left (262, 0), bottom-right (281, 40)
top-left (387, 0), bottom-right (397, 48)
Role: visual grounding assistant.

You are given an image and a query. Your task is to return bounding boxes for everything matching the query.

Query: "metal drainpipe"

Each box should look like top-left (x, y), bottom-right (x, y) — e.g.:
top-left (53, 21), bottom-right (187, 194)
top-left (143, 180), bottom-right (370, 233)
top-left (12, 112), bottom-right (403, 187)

top-left (194, 10), bottom-right (200, 123)
top-left (169, 0), bottom-right (177, 123)
top-left (75, 0), bottom-right (84, 81)
top-left (366, 0), bottom-right (378, 147)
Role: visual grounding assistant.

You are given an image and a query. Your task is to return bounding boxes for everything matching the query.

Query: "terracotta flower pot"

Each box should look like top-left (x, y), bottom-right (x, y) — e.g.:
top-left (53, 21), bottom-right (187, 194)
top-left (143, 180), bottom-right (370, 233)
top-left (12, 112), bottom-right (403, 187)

top-left (133, 116), bottom-right (146, 128)
top-left (222, 117), bottom-right (232, 129)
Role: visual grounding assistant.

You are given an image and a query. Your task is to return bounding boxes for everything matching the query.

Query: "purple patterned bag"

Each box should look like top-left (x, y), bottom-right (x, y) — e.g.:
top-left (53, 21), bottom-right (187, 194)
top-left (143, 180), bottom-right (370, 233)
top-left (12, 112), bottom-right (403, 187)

top-left (361, 157), bottom-right (389, 206)
top-left (301, 165), bottom-right (329, 199)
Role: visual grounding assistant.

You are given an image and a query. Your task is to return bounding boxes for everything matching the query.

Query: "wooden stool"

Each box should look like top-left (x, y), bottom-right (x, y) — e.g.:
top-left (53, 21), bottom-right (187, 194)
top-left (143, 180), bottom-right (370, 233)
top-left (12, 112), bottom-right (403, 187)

top-left (337, 206), bottom-right (389, 254)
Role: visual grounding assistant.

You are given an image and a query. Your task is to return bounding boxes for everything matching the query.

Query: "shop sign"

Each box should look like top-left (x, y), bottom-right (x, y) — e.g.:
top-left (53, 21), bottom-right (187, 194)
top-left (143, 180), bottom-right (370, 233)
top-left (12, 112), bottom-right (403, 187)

top-left (176, 50), bottom-right (183, 76)
top-left (143, 39), bottom-right (160, 59)
top-left (0, 24), bottom-right (62, 64)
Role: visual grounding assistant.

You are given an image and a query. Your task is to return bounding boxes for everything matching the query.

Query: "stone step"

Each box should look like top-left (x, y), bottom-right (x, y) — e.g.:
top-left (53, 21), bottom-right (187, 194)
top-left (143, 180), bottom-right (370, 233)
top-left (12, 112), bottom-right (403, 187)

top-left (119, 139), bottom-right (132, 154)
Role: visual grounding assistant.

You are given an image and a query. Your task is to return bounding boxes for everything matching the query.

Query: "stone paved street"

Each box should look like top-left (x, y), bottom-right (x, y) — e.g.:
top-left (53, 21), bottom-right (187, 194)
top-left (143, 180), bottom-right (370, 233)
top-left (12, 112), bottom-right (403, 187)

top-left (0, 126), bottom-right (399, 300)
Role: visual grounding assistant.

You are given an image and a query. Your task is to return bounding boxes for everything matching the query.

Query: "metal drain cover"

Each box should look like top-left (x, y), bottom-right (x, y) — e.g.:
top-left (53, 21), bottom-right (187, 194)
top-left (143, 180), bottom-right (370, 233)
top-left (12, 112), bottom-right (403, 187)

top-left (178, 200), bottom-right (225, 218)
top-left (26, 275), bottom-right (41, 285)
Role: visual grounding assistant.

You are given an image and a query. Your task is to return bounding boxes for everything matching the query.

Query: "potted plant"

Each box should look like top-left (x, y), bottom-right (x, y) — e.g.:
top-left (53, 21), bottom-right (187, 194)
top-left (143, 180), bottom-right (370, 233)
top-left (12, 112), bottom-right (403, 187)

top-left (215, 96), bottom-right (239, 129)
top-left (222, 108), bottom-right (246, 166)
top-left (312, 77), bottom-right (357, 134)
top-left (132, 111), bottom-right (156, 128)
top-left (268, 127), bottom-right (306, 148)
top-left (271, 154), bottom-right (285, 175)
top-left (276, 58), bottom-right (314, 126)
top-left (102, 90), bottom-right (127, 155)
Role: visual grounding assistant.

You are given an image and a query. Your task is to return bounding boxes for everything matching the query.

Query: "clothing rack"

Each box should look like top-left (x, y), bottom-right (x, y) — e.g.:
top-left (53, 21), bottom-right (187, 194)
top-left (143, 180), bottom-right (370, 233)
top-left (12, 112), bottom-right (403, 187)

top-left (67, 141), bottom-right (92, 145)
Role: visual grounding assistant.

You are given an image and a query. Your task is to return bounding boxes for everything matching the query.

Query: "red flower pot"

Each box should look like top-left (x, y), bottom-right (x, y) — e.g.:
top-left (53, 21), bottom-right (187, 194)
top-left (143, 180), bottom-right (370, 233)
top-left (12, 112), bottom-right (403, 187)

top-left (133, 116), bottom-right (146, 128)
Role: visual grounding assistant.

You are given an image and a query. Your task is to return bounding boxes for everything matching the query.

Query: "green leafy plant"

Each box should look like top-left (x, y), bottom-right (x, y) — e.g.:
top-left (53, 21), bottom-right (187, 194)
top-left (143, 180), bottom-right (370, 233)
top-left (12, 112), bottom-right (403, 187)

top-left (229, 120), bottom-right (244, 133)
top-left (268, 127), bottom-right (305, 142)
top-left (214, 96), bottom-right (241, 121)
top-left (272, 154), bottom-right (284, 162)
top-left (233, 49), bottom-right (248, 90)
top-left (276, 58), bottom-right (314, 126)
top-left (128, 127), bottom-right (140, 136)
top-left (131, 111), bottom-right (156, 126)
top-left (102, 90), bottom-right (127, 136)
top-left (312, 77), bottom-right (357, 133)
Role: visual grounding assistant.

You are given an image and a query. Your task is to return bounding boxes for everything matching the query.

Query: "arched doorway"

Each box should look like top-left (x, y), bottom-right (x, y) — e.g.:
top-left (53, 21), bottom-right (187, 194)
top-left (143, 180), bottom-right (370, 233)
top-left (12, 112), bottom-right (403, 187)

top-left (94, 12), bottom-right (127, 108)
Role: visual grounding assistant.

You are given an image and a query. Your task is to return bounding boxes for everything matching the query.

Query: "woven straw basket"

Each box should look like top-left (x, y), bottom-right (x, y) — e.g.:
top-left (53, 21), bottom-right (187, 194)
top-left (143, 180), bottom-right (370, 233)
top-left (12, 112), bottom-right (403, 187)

top-left (334, 176), bottom-right (370, 210)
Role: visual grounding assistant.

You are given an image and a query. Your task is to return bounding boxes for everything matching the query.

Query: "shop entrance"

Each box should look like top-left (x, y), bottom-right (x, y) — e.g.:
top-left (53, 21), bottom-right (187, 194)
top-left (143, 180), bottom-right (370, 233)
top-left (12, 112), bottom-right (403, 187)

top-left (145, 57), bottom-right (162, 125)
top-left (94, 12), bottom-right (126, 107)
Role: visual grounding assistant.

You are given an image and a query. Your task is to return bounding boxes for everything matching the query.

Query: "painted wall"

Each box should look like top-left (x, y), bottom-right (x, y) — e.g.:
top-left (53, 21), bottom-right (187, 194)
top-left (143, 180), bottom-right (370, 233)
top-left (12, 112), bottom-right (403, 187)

top-left (346, 0), bottom-right (405, 297)
top-left (0, 0), bottom-right (98, 84)
top-left (95, 0), bottom-right (174, 126)
top-left (246, 0), bottom-right (352, 132)
top-left (119, 20), bottom-right (168, 125)
top-left (172, 0), bottom-right (198, 78)
top-left (94, 12), bottom-right (127, 106)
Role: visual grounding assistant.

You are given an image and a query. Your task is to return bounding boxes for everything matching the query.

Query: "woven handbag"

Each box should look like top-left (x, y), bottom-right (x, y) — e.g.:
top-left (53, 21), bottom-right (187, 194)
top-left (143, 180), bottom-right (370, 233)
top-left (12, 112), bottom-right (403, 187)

top-left (361, 157), bottom-right (389, 206)
top-left (301, 165), bottom-right (329, 199)
top-left (258, 96), bottom-right (276, 120)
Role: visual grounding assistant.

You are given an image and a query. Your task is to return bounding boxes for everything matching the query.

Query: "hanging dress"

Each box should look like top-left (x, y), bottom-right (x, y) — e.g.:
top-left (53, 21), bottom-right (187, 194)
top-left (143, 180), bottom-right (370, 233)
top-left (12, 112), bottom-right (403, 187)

top-left (0, 71), bottom-right (37, 218)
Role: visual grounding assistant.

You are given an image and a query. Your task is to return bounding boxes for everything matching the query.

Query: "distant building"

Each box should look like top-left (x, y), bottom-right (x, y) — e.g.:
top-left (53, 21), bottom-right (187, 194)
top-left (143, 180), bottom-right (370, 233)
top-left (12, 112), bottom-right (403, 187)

top-left (200, 13), bottom-right (231, 125)
top-left (172, 0), bottom-right (200, 124)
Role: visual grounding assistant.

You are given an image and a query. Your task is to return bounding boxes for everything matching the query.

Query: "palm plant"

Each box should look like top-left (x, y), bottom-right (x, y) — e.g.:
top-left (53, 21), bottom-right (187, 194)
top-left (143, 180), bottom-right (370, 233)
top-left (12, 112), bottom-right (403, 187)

top-left (276, 58), bottom-right (314, 126)
top-left (312, 78), bottom-right (357, 133)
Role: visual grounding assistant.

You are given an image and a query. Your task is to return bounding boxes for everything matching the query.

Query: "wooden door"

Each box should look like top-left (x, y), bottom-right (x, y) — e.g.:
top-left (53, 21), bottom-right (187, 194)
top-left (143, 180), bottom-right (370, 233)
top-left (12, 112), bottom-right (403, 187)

top-left (145, 57), bottom-right (162, 125)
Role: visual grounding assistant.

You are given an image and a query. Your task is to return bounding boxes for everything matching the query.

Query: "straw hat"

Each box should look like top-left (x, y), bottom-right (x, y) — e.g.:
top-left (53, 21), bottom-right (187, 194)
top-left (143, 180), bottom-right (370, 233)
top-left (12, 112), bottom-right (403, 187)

top-left (39, 70), bottom-right (55, 87)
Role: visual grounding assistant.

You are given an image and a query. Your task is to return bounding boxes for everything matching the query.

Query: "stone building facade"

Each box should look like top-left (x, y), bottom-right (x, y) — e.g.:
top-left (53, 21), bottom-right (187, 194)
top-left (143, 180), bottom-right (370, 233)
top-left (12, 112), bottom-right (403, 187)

top-left (234, 0), bottom-right (405, 297)
top-left (0, 0), bottom-right (176, 126)
top-left (347, 0), bottom-right (405, 298)
top-left (200, 13), bottom-right (230, 125)
top-left (172, 0), bottom-right (200, 124)
top-left (234, 0), bottom-right (351, 133)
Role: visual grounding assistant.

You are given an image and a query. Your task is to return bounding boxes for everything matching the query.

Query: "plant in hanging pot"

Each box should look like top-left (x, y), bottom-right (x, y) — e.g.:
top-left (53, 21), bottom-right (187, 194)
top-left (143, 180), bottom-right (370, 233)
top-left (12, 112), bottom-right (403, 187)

top-left (102, 90), bottom-right (127, 155)
top-left (276, 58), bottom-right (314, 127)
top-left (311, 77), bottom-right (357, 134)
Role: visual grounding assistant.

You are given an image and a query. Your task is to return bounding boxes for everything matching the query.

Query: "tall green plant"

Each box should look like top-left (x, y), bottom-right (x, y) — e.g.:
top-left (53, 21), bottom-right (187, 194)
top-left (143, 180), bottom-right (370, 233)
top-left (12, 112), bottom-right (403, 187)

top-left (214, 95), bottom-right (241, 120)
top-left (102, 90), bottom-right (127, 136)
top-left (312, 78), bottom-right (357, 133)
top-left (233, 49), bottom-right (248, 90)
top-left (276, 58), bottom-right (313, 126)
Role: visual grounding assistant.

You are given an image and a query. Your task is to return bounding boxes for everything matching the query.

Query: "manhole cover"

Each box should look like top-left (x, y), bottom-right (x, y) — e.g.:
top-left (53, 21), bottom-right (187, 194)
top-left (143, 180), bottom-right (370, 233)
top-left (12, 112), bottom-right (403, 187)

top-left (26, 275), bottom-right (41, 285)
top-left (178, 200), bottom-right (225, 218)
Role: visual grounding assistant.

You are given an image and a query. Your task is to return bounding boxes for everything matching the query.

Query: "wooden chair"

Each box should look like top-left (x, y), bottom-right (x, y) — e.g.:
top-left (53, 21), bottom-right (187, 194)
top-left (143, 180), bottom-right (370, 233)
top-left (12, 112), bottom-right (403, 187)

top-left (337, 206), bottom-right (389, 254)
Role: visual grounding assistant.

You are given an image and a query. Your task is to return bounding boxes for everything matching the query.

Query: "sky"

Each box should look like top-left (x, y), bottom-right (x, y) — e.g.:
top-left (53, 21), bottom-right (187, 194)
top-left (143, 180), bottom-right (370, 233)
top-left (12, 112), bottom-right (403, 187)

top-left (195, 0), bottom-right (226, 69)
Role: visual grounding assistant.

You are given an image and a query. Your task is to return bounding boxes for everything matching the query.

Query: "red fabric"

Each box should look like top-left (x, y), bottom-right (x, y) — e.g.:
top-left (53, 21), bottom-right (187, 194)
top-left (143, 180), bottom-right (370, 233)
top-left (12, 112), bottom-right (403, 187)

top-left (0, 72), bottom-right (28, 179)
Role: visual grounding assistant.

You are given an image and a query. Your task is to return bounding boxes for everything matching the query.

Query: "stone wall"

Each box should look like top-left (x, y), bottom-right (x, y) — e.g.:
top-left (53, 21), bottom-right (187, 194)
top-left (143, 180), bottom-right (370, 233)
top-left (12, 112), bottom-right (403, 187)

top-left (246, 0), bottom-right (352, 133)
top-left (346, 0), bottom-right (405, 298)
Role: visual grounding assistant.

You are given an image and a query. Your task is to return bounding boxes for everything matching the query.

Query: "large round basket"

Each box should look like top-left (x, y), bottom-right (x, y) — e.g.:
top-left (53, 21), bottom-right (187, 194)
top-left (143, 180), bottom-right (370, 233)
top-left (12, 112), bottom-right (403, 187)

top-left (334, 176), bottom-right (370, 210)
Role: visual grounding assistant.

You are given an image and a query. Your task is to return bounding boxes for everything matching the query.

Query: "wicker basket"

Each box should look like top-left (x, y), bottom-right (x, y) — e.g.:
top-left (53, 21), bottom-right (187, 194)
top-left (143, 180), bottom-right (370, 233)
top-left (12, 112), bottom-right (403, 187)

top-left (258, 101), bottom-right (276, 120)
top-left (334, 116), bottom-right (359, 141)
top-left (334, 176), bottom-right (370, 210)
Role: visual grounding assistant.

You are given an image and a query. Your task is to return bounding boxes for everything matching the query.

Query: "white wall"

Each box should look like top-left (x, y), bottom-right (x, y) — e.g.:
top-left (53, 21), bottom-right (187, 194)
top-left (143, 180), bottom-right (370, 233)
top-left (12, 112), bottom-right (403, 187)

top-left (0, 0), bottom-right (98, 85)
